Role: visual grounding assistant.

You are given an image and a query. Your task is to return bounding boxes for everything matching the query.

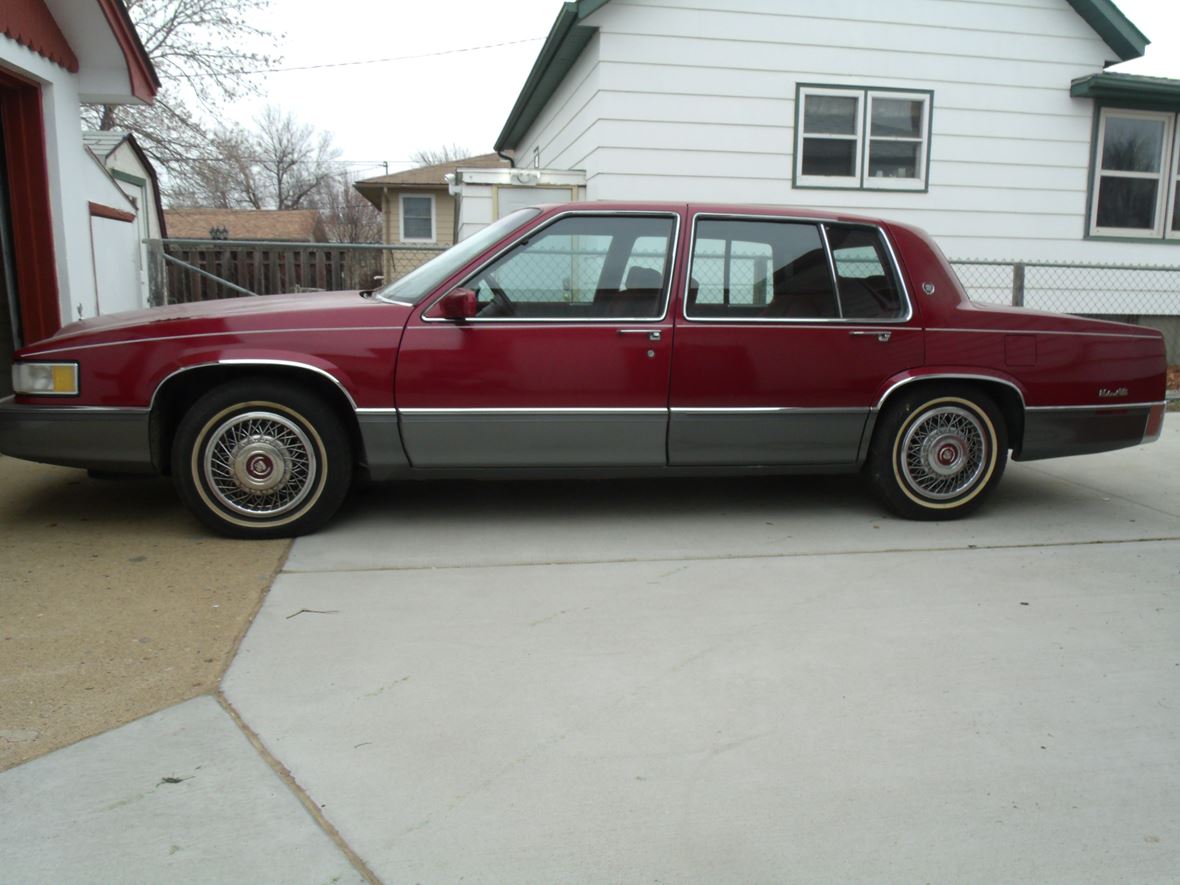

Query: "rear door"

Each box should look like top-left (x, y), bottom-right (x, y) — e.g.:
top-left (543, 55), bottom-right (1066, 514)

top-left (396, 210), bottom-right (683, 467)
top-left (669, 213), bottom-right (924, 466)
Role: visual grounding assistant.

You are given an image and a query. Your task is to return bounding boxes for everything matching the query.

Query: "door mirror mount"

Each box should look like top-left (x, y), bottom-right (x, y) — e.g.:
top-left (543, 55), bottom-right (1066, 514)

top-left (438, 287), bottom-right (478, 321)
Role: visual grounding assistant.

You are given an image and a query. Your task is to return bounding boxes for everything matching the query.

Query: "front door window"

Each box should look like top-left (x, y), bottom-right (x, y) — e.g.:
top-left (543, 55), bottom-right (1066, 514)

top-left (464, 214), bottom-right (675, 320)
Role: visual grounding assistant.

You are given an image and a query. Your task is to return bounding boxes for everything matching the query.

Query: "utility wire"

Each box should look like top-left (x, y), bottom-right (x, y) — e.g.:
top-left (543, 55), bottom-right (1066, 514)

top-left (228, 36), bottom-right (543, 76)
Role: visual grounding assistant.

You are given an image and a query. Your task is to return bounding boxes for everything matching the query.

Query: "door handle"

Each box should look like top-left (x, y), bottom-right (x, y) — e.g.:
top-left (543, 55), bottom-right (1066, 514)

top-left (849, 330), bottom-right (892, 343)
top-left (618, 329), bottom-right (661, 341)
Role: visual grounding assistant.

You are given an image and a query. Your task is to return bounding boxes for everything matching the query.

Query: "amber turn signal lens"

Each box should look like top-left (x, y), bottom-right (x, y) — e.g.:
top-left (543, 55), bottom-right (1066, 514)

top-left (11, 362), bottom-right (80, 396)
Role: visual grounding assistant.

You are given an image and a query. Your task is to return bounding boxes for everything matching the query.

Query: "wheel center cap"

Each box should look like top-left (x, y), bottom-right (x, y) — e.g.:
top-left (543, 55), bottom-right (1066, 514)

top-left (925, 432), bottom-right (967, 477)
top-left (233, 441), bottom-right (288, 493)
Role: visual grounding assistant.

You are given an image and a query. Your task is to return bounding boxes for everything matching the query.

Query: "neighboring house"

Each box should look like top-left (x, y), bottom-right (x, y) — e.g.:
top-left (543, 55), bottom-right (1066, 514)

top-left (447, 166), bottom-right (588, 242)
top-left (163, 208), bottom-right (328, 243)
top-left (355, 153), bottom-right (509, 280)
top-left (83, 129), bottom-right (166, 313)
top-left (1, 0), bottom-right (158, 392)
top-left (495, 0), bottom-right (1180, 343)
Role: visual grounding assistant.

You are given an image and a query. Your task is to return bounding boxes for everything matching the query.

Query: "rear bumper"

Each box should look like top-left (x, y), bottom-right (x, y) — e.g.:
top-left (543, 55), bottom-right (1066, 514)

top-left (0, 397), bottom-right (154, 473)
top-left (1015, 403), bottom-right (1163, 461)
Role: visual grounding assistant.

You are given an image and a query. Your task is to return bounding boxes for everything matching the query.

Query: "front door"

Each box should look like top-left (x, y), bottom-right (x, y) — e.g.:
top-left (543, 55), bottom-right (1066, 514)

top-left (396, 211), bottom-right (682, 467)
top-left (669, 214), bottom-right (924, 466)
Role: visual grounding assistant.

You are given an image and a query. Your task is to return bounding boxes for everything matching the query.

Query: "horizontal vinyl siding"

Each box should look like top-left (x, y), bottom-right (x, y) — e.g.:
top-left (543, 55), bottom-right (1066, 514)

top-left (516, 33), bottom-right (601, 172)
top-left (384, 190), bottom-right (453, 245)
top-left (546, 0), bottom-right (1180, 265)
top-left (612, 0), bottom-right (1100, 42)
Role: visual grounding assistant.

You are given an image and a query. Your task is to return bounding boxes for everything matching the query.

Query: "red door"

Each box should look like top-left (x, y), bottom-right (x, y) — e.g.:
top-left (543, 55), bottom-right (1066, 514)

top-left (669, 214), bottom-right (924, 466)
top-left (396, 211), bottom-right (684, 467)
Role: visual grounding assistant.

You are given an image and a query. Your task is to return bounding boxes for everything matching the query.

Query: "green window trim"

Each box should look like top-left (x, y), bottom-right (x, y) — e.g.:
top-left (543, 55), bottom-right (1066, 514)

top-left (1084, 104), bottom-right (1180, 244)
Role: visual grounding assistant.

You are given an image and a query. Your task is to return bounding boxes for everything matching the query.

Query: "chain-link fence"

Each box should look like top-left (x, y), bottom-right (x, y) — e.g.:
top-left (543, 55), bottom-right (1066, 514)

top-left (147, 239), bottom-right (447, 305)
top-left (148, 239), bottom-right (1180, 323)
top-left (950, 259), bottom-right (1180, 316)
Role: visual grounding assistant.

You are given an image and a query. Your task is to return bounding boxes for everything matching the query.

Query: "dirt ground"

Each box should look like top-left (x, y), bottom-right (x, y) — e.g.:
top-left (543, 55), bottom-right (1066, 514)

top-left (1168, 365), bottom-right (1180, 391)
top-left (0, 456), bottom-right (288, 771)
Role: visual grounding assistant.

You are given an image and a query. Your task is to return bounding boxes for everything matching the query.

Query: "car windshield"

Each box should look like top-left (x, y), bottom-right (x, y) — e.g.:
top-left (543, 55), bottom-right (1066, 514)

top-left (374, 208), bottom-right (542, 305)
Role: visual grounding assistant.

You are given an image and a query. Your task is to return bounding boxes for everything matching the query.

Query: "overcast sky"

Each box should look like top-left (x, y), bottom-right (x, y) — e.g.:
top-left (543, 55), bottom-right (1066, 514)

top-left (221, 0), bottom-right (1180, 179)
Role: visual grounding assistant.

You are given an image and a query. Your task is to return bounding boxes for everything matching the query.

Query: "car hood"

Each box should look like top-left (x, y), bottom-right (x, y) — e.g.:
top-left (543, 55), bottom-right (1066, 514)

top-left (26, 292), bottom-right (413, 352)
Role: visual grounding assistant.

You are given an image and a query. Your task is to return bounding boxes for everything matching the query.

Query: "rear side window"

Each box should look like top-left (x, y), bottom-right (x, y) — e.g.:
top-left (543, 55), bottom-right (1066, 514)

top-left (824, 225), bottom-right (904, 319)
top-left (686, 219), bottom-right (838, 319)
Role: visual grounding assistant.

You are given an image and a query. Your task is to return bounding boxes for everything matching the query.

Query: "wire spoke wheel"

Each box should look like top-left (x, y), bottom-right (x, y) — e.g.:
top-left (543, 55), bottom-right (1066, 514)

top-left (173, 381), bottom-right (352, 538)
top-left (899, 405), bottom-right (987, 500)
top-left (203, 410), bottom-right (317, 518)
top-left (867, 387), bottom-right (1008, 520)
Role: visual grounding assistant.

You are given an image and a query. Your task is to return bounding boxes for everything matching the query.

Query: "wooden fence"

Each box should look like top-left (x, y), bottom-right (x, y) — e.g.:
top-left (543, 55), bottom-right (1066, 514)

top-left (149, 240), bottom-right (446, 304)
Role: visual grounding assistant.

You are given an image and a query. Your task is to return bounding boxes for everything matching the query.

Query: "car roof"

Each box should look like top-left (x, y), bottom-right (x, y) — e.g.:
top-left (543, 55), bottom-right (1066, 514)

top-left (529, 201), bottom-right (889, 226)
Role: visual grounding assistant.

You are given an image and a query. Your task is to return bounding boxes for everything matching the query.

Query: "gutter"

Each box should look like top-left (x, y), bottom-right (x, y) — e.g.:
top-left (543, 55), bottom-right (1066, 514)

top-left (494, 2), bottom-right (589, 153)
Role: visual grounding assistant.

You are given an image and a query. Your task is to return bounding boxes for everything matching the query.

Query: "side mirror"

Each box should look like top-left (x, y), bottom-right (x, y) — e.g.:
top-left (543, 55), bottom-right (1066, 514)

top-left (438, 287), bottom-right (478, 320)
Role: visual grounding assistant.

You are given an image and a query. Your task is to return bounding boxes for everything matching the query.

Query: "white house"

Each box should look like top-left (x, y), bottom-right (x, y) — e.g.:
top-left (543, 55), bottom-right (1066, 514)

top-left (1, 0), bottom-right (158, 391)
top-left (494, 0), bottom-right (1180, 349)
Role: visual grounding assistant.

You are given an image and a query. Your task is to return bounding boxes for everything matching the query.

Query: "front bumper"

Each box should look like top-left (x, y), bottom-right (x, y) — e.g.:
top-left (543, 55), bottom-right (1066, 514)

top-left (0, 396), bottom-right (154, 473)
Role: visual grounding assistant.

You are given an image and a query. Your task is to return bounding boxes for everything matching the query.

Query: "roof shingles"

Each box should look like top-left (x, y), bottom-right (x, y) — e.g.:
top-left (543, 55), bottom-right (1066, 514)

top-left (163, 209), bottom-right (327, 242)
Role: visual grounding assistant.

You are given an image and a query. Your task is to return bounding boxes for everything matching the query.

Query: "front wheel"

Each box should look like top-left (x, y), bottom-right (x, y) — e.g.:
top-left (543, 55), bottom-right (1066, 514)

top-left (867, 386), bottom-right (1008, 520)
top-left (172, 380), bottom-right (352, 538)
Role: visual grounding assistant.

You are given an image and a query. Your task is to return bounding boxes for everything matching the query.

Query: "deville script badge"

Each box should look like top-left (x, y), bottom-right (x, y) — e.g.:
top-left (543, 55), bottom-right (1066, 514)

top-left (1098, 387), bottom-right (1129, 398)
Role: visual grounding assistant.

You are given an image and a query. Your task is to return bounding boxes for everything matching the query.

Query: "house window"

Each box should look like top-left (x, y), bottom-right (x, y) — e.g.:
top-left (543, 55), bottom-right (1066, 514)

top-left (399, 194), bottom-right (435, 242)
top-left (795, 85), bottom-right (932, 191)
top-left (1171, 129), bottom-right (1180, 238)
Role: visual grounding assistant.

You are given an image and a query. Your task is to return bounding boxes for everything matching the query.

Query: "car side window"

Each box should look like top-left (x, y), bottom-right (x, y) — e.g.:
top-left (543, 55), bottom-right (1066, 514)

top-left (465, 215), bottom-right (675, 320)
top-left (824, 225), bottom-right (904, 319)
top-left (686, 219), bottom-right (839, 319)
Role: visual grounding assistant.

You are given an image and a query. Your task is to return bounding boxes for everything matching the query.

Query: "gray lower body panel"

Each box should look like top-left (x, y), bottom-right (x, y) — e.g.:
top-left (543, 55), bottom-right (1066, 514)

top-left (0, 397), bottom-right (153, 473)
top-left (1016, 406), bottom-right (1150, 461)
top-left (669, 410), bottom-right (870, 466)
top-left (400, 411), bottom-right (667, 468)
top-left (356, 411), bottom-right (409, 479)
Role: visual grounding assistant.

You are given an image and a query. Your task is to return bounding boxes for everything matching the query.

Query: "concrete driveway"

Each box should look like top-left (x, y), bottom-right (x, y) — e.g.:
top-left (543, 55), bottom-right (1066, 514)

top-left (2, 426), bottom-right (1179, 883)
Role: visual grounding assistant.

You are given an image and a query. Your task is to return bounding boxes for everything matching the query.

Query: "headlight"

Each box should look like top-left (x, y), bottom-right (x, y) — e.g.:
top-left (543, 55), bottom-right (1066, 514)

top-left (12, 362), bottom-right (79, 396)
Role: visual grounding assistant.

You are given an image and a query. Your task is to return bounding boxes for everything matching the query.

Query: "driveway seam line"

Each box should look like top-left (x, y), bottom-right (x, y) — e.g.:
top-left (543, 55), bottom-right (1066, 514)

top-left (214, 692), bottom-right (383, 885)
top-left (281, 535), bottom-right (1180, 574)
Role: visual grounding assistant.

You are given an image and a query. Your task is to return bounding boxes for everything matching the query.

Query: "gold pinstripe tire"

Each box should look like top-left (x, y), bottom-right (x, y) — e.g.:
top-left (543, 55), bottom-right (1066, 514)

top-left (172, 380), bottom-right (352, 538)
top-left (867, 386), bottom-right (1008, 520)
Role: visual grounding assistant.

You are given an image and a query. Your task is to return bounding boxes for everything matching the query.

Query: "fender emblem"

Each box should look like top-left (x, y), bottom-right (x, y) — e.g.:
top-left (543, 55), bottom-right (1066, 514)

top-left (1098, 387), bottom-right (1128, 398)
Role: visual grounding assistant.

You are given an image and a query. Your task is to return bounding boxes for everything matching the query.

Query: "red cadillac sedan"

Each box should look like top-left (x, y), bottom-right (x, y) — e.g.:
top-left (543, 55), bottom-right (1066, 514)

top-left (0, 203), bottom-right (1168, 537)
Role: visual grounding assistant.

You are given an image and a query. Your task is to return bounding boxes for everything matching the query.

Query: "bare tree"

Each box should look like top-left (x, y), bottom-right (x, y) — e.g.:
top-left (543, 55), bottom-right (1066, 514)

top-left (409, 144), bottom-right (475, 167)
top-left (321, 176), bottom-right (382, 244)
top-left (254, 107), bottom-right (340, 210)
top-left (167, 107), bottom-right (344, 215)
top-left (86, 0), bottom-right (278, 180)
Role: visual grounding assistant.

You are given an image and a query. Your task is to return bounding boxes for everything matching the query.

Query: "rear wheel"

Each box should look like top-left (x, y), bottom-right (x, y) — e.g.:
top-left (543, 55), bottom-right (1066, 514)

top-left (867, 386), bottom-right (1007, 520)
top-left (171, 380), bottom-right (352, 538)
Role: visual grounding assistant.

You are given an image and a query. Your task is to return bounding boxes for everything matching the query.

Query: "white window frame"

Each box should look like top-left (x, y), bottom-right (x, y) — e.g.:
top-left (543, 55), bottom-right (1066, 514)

top-left (1168, 123), bottom-right (1180, 241)
top-left (795, 86), bottom-right (931, 192)
top-left (795, 86), bottom-right (863, 189)
top-left (1089, 108), bottom-right (1174, 240)
top-left (864, 91), bottom-right (931, 191)
top-left (399, 193), bottom-right (437, 243)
